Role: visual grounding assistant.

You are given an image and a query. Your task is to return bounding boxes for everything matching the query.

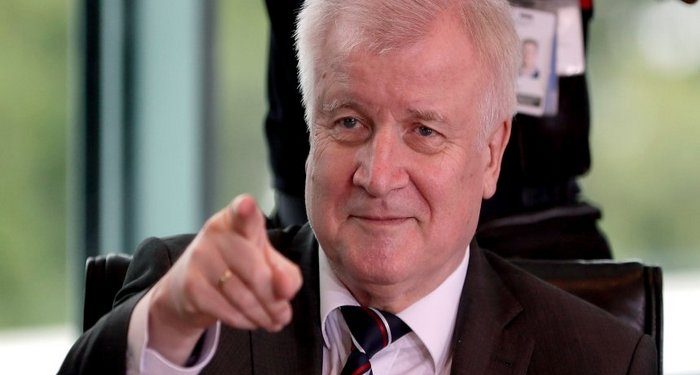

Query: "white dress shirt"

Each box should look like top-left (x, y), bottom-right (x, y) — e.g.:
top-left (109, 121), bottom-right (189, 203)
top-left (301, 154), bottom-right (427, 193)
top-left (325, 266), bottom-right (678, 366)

top-left (126, 289), bottom-right (220, 375)
top-left (319, 247), bottom-right (469, 375)
top-left (126, 246), bottom-right (469, 374)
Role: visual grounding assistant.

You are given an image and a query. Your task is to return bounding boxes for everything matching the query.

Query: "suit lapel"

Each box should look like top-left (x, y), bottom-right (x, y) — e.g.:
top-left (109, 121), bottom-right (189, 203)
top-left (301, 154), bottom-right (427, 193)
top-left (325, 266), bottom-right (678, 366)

top-left (450, 243), bottom-right (534, 375)
top-left (251, 225), bottom-right (324, 375)
top-left (249, 230), bottom-right (535, 374)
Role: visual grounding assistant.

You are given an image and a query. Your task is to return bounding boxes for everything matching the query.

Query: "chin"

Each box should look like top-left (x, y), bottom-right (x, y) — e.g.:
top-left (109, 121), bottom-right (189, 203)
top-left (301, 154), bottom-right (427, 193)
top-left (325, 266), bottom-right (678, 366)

top-left (343, 247), bottom-right (410, 284)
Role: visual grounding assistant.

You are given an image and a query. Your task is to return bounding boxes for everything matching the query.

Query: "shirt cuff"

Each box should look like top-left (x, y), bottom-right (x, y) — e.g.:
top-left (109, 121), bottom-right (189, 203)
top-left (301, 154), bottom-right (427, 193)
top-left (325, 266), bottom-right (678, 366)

top-left (126, 289), bottom-right (221, 374)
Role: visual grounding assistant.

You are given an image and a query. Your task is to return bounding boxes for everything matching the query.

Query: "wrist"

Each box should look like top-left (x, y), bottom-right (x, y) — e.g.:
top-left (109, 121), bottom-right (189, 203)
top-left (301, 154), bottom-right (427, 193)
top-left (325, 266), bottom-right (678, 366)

top-left (146, 282), bottom-right (207, 365)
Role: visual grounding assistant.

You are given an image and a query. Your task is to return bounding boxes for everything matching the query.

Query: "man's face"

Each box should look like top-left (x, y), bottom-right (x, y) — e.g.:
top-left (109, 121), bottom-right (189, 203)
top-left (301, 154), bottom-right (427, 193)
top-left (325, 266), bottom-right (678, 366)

top-left (305, 17), bottom-right (509, 307)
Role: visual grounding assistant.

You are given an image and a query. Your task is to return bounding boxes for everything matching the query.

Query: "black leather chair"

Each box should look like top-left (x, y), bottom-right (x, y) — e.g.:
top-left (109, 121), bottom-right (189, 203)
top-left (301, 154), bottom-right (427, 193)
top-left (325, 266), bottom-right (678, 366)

top-left (476, 203), bottom-right (613, 260)
top-left (83, 254), bottom-right (662, 372)
top-left (82, 253), bottom-right (132, 332)
top-left (512, 258), bottom-right (663, 371)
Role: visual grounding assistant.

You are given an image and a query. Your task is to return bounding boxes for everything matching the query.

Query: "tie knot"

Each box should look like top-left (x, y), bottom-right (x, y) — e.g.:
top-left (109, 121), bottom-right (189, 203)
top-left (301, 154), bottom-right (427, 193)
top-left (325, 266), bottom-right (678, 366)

top-left (340, 305), bottom-right (411, 359)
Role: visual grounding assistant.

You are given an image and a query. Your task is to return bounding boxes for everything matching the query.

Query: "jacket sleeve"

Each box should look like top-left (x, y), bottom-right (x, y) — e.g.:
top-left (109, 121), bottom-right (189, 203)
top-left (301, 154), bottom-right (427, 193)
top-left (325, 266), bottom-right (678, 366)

top-left (626, 334), bottom-right (658, 375)
top-left (58, 235), bottom-right (193, 375)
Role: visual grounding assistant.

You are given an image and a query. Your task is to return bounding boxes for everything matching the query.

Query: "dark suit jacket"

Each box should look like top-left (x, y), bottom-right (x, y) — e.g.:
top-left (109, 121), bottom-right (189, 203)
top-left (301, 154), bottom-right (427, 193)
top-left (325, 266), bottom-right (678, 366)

top-left (60, 224), bottom-right (656, 374)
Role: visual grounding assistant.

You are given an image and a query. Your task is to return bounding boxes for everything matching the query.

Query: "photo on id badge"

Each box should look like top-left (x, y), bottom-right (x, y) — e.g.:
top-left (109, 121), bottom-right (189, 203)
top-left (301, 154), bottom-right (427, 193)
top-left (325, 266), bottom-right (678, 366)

top-left (511, 6), bottom-right (556, 117)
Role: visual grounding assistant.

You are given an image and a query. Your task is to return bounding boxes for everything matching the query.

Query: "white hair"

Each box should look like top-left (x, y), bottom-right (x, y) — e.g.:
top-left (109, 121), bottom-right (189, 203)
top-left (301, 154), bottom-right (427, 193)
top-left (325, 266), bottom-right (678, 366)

top-left (295, 0), bottom-right (520, 138)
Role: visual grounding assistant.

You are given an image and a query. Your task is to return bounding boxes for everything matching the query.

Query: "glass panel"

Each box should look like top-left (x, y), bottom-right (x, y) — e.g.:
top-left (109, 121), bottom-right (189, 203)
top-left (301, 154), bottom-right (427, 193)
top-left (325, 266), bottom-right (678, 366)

top-left (584, 0), bottom-right (700, 270)
top-left (213, 0), bottom-right (273, 215)
top-left (583, 1), bottom-right (700, 373)
top-left (0, 0), bottom-right (69, 328)
top-left (0, 0), bottom-right (71, 371)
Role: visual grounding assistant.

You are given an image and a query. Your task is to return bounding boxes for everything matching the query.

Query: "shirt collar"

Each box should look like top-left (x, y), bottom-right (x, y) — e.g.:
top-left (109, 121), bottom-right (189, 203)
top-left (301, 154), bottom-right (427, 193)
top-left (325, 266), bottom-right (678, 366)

top-left (318, 245), bottom-right (470, 370)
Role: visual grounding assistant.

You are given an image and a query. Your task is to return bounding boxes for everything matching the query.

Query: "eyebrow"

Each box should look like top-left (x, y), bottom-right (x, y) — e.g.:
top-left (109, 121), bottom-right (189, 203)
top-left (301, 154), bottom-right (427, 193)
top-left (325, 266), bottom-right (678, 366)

top-left (320, 98), bottom-right (361, 114)
top-left (319, 99), bottom-right (447, 124)
top-left (407, 108), bottom-right (447, 123)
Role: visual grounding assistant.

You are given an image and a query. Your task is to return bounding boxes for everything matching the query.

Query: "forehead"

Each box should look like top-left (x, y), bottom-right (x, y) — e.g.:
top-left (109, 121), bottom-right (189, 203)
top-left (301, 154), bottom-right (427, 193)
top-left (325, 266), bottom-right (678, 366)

top-left (315, 17), bottom-right (483, 122)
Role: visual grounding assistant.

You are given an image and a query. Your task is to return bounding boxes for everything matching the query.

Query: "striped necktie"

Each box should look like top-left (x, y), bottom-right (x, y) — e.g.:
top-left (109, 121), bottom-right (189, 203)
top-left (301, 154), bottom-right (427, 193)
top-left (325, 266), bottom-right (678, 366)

top-left (339, 305), bottom-right (412, 375)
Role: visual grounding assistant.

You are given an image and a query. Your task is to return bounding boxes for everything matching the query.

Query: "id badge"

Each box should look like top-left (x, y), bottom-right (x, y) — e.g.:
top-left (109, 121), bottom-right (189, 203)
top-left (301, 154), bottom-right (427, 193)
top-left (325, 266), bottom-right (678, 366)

top-left (511, 6), bottom-right (557, 117)
top-left (556, 3), bottom-right (585, 76)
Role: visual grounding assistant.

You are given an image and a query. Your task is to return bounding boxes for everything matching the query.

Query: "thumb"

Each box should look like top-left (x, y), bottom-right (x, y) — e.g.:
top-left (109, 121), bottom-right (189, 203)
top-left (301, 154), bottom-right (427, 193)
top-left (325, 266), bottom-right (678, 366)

top-left (229, 194), bottom-right (267, 248)
top-left (268, 249), bottom-right (303, 300)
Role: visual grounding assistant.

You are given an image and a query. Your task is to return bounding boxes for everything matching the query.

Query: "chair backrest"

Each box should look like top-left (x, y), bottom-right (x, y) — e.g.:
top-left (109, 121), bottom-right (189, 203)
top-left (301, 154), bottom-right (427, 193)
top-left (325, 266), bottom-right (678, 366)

top-left (82, 253), bottom-right (662, 372)
top-left (83, 253), bottom-right (132, 332)
top-left (512, 258), bottom-right (663, 373)
top-left (477, 203), bottom-right (612, 260)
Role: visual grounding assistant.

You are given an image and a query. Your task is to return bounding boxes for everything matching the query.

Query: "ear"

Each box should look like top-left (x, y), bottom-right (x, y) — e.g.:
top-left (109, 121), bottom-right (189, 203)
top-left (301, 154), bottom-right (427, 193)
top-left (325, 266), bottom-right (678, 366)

top-left (482, 118), bottom-right (512, 199)
top-left (305, 152), bottom-right (312, 175)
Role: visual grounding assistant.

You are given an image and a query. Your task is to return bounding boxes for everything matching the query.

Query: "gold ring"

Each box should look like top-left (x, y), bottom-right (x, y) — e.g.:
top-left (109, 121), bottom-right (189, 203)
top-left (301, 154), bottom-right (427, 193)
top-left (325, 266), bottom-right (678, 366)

top-left (217, 269), bottom-right (233, 289)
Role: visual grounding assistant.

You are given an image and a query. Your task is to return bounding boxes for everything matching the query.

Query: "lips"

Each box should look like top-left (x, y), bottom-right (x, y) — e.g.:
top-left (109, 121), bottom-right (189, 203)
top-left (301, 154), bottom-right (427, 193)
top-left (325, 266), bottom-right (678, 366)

top-left (349, 215), bottom-right (412, 225)
top-left (345, 199), bottom-right (419, 225)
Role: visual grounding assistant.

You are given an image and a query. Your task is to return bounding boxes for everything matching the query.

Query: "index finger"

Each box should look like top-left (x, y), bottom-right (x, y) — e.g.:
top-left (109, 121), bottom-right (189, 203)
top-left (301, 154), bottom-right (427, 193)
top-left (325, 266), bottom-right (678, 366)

top-left (227, 194), bottom-right (267, 249)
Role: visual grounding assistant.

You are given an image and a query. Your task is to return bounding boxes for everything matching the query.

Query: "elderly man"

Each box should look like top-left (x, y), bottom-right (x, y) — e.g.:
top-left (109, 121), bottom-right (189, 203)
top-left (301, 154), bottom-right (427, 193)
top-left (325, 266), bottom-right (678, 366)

top-left (61, 0), bottom-right (656, 373)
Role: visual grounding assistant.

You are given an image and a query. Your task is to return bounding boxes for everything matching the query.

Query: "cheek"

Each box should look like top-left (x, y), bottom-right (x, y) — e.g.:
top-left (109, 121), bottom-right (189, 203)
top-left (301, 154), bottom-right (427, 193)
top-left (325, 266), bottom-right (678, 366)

top-left (306, 144), bottom-right (355, 214)
top-left (422, 154), bottom-right (483, 221)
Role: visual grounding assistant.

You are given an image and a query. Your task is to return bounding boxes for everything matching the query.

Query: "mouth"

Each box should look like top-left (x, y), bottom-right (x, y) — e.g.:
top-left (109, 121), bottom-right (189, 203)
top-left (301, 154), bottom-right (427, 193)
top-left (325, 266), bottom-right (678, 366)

top-left (349, 215), bottom-right (411, 226)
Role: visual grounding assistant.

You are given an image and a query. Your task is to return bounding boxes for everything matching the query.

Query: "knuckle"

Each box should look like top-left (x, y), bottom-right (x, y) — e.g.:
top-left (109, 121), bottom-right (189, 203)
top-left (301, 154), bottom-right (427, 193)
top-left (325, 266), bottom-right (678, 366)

top-left (181, 281), bottom-right (204, 316)
top-left (202, 214), bottom-right (224, 234)
top-left (187, 243), bottom-right (207, 261)
top-left (251, 265), bottom-right (273, 289)
top-left (270, 301), bottom-right (289, 317)
top-left (182, 299), bottom-right (200, 317)
top-left (277, 304), bottom-right (292, 324)
top-left (227, 312), bottom-right (254, 330)
top-left (290, 264), bottom-right (303, 284)
top-left (234, 290), bottom-right (258, 311)
top-left (181, 273), bottom-right (200, 300)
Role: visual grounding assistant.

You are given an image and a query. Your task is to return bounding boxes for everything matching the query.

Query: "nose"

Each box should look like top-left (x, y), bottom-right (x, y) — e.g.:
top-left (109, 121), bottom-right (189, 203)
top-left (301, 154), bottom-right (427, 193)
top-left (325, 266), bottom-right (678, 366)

top-left (352, 127), bottom-right (409, 197)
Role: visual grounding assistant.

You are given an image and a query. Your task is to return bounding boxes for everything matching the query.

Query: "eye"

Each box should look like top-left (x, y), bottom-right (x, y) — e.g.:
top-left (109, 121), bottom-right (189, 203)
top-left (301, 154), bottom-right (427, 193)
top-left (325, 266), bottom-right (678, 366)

top-left (329, 116), bottom-right (370, 144)
top-left (406, 124), bottom-right (445, 154)
top-left (340, 117), bottom-right (359, 129)
top-left (417, 125), bottom-right (434, 137)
